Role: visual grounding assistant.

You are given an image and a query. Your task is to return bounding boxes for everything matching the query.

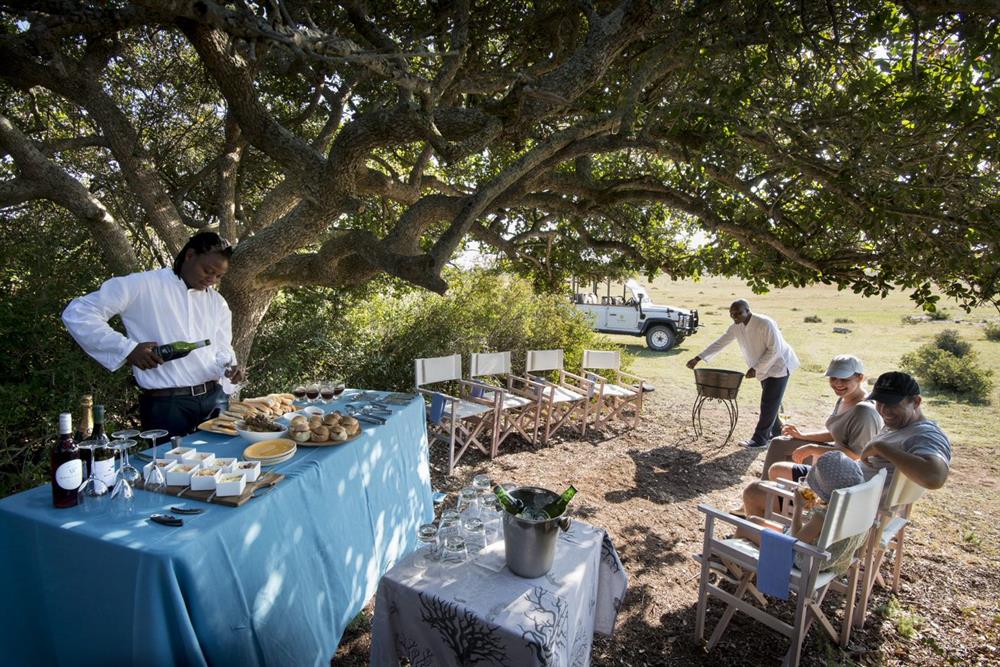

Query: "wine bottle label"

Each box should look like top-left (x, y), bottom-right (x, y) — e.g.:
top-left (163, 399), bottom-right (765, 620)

top-left (55, 460), bottom-right (83, 490)
top-left (94, 458), bottom-right (116, 488)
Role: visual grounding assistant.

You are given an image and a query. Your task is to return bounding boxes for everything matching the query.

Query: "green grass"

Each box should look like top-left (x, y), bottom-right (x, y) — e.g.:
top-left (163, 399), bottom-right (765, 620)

top-left (601, 275), bottom-right (1000, 452)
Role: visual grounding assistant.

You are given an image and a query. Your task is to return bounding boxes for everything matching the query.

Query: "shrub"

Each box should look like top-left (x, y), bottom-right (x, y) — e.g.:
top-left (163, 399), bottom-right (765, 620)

top-left (804, 315), bottom-right (822, 323)
top-left (933, 329), bottom-right (972, 357)
top-left (834, 317), bottom-right (854, 324)
top-left (928, 308), bottom-right (951, 321)
top-left (901, 336), bottom-right (994, 401)
top-left (985, 321), bottom-right (1000, 342)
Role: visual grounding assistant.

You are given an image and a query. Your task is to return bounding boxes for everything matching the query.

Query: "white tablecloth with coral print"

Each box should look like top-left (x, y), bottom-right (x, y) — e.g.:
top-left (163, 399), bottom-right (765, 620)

top-left (370, 520), bottom-right (627, 667)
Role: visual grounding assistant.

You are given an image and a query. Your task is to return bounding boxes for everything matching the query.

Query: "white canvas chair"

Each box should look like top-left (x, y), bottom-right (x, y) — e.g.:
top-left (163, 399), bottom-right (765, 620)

top-left (415, 354), bottom-right (499, 476)
top-left (581, 350), bottom-right (649, 430)
top-left (468, 351), bottom-right (545, 457)
top-left (694, 470), bottom-right (887, 666)
top-left (853, 471), bottom-right (927, 628)
top-left (523, 349), bottom-right (593, 444)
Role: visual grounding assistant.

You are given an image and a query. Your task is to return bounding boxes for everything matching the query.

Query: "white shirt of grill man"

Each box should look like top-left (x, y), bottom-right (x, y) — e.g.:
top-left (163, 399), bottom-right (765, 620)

top-left (62, 268), bottom-right (236, 390)
top-left (697, 313), bottom-right (800, 380)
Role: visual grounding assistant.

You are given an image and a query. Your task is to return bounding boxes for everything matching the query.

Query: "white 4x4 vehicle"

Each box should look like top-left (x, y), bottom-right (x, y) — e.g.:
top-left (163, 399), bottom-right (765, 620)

top-left (572, 279), bottom-right (699, 351)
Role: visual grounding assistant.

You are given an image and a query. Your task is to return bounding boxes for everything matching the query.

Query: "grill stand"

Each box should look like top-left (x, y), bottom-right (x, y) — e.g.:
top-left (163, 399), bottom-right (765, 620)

top-left (691, 394), bottom-right (740, 446)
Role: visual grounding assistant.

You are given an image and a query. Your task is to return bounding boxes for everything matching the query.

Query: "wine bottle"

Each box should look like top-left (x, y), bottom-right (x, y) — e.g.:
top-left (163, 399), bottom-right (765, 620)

top-left (493, 485), bottom-right (525, 515)
top-left (541, 485), bottom-right (577, 518)
top-left (155, 339), bottom-right (211, 362)
top-left (91, 405), bottom-right (116, 489)
top-left (73, 394), bottom-right (93, 443)
top-left (51, 413), bottom-right (82, 508)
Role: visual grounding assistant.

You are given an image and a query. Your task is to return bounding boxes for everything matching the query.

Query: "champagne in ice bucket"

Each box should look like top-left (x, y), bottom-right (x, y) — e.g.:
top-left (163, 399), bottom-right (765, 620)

top-left (496, 485), bottom-right (575, 578)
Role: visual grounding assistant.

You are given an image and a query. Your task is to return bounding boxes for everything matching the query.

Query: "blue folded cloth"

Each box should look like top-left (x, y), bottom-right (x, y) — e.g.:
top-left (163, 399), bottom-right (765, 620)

top-left (428, 394), bottom-right (446, 424)
top-left (757, 529), bottom-right (798, 600)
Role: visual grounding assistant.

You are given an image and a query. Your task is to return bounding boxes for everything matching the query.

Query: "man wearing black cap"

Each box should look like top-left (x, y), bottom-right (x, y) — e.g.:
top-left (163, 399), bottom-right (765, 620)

top-left (858, 371), bottom-right (952, 490)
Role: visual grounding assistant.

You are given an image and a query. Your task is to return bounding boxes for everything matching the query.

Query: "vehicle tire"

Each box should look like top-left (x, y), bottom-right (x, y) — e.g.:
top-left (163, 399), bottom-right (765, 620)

top-left (645, 325), bottom-right (677, 351)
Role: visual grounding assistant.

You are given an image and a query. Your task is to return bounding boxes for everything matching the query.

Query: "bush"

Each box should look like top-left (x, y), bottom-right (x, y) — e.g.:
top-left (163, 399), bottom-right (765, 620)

top-left (834, 317), bottom-right (854, 324)
top-left (901, 333), bottom-right (994, 401)
top-left (985, 321), bottom-right (1000, 342)
top-left (804, 315), bottom-right (822, 323)
top-left (933, 329), bottom-right (972, 357)
top-left (928, 309), bottom-right (951, 321)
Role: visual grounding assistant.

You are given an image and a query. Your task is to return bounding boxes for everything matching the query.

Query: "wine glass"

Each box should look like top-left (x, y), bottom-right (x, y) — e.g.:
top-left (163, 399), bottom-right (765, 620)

top-left (76, 439), bottom-right (110, 513)
top-left (292, 384), bottom-right (307, 404)
top-left (109, 439), bottom-right (136, 516)
top-left (112, 429), bottom-right (141, 484)
top-left (305, 382), bottom-right (320, 404)
top-left (216, 351), bottom-right (242, 397)
top-left (140, 429), bottom-right (170, 490)
top-left (320, 382), bottom-right (336, 405)
top-left (332, 379), bottom-right (346, 399)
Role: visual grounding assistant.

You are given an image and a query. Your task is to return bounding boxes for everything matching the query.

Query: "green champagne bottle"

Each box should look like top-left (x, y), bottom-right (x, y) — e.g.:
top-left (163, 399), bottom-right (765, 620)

top-left (493, 485), bottom-right (525, 515)
top-left (541, 485), bottom-right (577, 518)
top-left (155, 339), bottom-right (211, 362)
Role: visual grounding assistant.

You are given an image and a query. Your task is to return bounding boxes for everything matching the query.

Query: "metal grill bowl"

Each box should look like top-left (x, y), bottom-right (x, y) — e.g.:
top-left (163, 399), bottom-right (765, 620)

top-left (694, 368), bottom-right (744, 400)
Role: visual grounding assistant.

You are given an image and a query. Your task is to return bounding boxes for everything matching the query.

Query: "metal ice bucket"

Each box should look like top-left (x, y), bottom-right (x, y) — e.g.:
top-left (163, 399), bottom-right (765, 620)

top-left (502, 486), bottom-right (571, 578)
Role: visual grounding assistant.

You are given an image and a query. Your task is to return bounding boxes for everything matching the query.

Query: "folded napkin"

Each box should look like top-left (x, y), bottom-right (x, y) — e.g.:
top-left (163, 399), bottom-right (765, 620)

top-left (758, 529), bottom-right (797, 600)
top-left (428, 394), bottom-right (446, 424)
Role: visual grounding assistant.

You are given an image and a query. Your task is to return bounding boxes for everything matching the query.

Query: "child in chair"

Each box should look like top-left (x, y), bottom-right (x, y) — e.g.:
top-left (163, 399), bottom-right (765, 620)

top-left (738, 451), bottom-right (869, 574)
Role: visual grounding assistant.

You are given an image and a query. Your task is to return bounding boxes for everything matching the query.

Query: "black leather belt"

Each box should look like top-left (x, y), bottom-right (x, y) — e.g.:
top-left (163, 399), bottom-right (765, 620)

top-left (142, 381), bottom-right (218, 397)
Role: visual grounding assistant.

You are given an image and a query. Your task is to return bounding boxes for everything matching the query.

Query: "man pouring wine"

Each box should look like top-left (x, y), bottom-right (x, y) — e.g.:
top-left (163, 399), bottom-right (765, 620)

top-left (62, 231), bottom-right (246, 436)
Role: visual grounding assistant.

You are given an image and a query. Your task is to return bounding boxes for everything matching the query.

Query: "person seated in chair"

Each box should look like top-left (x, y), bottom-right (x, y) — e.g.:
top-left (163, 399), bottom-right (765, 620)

top-left (761, 355), bottom-right (883, 482)
top-left (737, 451), bottom-right (870, 575)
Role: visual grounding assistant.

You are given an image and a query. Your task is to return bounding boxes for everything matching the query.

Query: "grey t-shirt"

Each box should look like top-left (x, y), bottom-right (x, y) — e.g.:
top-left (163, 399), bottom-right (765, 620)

top-left (826, 399), bottom-right (883, 455)
top-left (860, 419), bottom-right (952, 484)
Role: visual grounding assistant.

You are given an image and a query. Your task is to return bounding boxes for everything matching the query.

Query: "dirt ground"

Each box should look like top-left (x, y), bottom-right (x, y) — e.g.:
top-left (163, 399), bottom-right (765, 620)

top-left (334, 389), bottom-right (1000, 666)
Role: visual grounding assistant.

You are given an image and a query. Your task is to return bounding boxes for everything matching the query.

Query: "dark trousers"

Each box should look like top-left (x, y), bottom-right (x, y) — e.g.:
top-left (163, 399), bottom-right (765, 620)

top-left (139, 386), bottom-right (227, 439)
top-left (751, 373), bottom-right (790, 447)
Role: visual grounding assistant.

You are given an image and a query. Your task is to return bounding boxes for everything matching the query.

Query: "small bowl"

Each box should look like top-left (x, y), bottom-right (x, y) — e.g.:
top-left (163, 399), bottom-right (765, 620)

top-left (235, 421), bottom-right (289, 443)
top-left (299, 406), bottom-right (324, 417)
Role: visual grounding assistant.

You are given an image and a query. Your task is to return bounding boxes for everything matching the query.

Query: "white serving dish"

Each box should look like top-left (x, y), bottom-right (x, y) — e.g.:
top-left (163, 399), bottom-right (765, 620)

top-left (299, 406), bottom-right (324, 417)
top-left (190, 467), bottom-right (222, 491)
top-left (190, 451), bottom-right (216, 467)
top-left (165, 446), bottom-right (198, 462)
top-left (143, 459), bottom-right (177, 482)
top-left (213, 457), bottom-right (237, 471)
top-left (235, 421), bottom-right (289, 443)
top-left (216, 472), bottom-right (246, 497)
top-left (232, 459), bottom-right (261, 483)
top-left (166, 462), bottom-right (200, 487)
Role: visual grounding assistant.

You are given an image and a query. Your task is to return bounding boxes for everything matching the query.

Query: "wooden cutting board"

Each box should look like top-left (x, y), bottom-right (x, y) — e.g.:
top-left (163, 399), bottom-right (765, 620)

top-left (135, 471), bottom-right (284, 507)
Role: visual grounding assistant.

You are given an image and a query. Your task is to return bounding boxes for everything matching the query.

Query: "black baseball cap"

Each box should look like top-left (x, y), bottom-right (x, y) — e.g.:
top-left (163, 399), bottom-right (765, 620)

top-left (867, 371), bottom-right (920, 405)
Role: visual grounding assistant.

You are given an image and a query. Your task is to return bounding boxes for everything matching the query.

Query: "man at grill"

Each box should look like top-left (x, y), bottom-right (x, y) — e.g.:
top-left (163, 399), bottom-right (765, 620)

top-left (62, 231), bottom-right (245, 436)
top-left (687, 299), bottom-right (799, 449)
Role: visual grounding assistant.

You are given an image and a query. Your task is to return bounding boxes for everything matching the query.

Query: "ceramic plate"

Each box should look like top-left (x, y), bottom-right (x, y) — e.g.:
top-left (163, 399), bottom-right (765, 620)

top-left (243, 438), bottom-right (296, 460)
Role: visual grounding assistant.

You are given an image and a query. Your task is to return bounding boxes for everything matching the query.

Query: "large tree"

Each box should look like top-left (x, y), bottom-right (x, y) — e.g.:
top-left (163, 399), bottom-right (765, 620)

top-left (1, 1), bottom-right (998, 361)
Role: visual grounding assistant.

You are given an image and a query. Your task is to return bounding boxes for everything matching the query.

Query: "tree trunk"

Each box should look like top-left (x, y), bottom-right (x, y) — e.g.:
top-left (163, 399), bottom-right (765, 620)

top-left (221, 282), bottom-right (277, 368)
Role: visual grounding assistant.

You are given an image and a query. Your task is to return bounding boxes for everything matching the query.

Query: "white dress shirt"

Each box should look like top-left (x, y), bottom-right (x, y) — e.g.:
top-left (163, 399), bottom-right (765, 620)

top-left (62, 268), bottom-right (236, 390)
top-left (697, 313), bottom-right (799, 380)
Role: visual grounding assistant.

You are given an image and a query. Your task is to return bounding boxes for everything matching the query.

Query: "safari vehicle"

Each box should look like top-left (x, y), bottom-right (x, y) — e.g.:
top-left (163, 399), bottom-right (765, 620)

top-left (571, 279), bottom-right (699, 351)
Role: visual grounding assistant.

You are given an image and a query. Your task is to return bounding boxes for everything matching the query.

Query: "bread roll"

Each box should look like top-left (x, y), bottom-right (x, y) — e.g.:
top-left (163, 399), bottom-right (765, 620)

top-left (340, 416), bottom-right (359, 434)
top-left (322, 413), bottom-right (341, 427)
top-left (290, 415), bottom-right (308, 429)
top-left (307, 415), bottom-right (323, 429)
top-left (292, 429), bottom-right (311, 443)
top-left (330, 426), bottom-right (348, 442)
top-left (310, 425), bottom-right (329, 442)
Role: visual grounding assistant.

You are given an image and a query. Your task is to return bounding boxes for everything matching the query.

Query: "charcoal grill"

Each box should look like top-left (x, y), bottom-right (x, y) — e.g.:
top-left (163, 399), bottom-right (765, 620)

top-left (692, 368), bottom-right (744, 445)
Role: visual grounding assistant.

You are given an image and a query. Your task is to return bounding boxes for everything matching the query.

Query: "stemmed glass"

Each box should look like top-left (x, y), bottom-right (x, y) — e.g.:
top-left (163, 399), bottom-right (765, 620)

top-left (305, 382), bottom-right (320, 404)
top-left (109, 439), bottom-right (136, 515)
top-left (292, 384), bottom-right (307, 404)
top-left (112, 429), bottom-right (142, 484)
top-left (76, 439), bottom-right (110, 513)
top-left (216, 351), bottom-right (242, 397)
top-left (140, 429), bottom-right (170, 490)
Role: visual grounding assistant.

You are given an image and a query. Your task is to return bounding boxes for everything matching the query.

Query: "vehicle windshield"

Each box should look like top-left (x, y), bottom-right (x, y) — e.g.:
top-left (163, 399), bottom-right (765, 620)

top-left (625, 279), bottom-right (652, 303)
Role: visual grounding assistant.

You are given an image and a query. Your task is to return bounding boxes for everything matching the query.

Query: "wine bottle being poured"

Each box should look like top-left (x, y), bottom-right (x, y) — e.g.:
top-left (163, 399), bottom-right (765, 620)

top-left (155, 339), bottom-right (211, 362)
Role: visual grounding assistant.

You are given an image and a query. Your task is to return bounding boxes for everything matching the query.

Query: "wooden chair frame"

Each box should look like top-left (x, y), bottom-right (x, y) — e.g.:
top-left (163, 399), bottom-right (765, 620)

top-left (415, 354), bottom-right (499, 475)
top-left (522, 349), bottom-right (593, 444)
top-left (581, 349), bottom-right (648, 430)
top-left (694, 470), bottom-right (886, 666)
top-left (468, 351), bottom-right (545, 457)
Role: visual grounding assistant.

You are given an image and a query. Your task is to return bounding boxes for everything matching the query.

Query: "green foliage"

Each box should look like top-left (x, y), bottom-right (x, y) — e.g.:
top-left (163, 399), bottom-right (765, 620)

top-left (803, 315), bottom-right (822, 323)
top-left (928, 309), bottom-right (951, 321)
top-left (933, 330), bottom-right (972, 358)
top-left (900, 331), bottom-right (994, 401)
top-left (984, 322), bottom-right (1000, 342)
top-left (248, 270), bottom-right (621, 397)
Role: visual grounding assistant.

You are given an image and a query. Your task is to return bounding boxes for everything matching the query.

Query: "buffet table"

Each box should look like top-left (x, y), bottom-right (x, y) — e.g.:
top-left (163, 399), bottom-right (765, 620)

top-left (0, 392), bottom-right (433, 667)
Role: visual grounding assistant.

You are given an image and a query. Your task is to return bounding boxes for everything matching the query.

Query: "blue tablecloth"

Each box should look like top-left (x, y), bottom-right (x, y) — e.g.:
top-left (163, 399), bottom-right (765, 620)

top-left (0, 393), bottom-right (433, 667)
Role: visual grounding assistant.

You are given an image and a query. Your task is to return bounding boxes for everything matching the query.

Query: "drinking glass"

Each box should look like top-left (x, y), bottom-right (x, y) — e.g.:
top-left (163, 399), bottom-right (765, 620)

top-left (462, 517), bottom-right (486, 556)
top-left (439, 510), bottom-right (462, 542)
top-left (76, 439), bottom-right (110, 514)
top-left (457, 486), bottom-right (480, 518)
top-left (417, 523), bottom-right (440, 562)
top-left (215, 351), bottom-right (242, 397)
top-left (480, 494), bottom-right (504, 545)
top-left (292, 384), bottom-right (307, 403)
top-left (140, 429), bottom-right (170, 490)
top-left (305, 382), bottom-right (320, 404)
top-left (441, 535), bottom-right (468, 567)
top-left (109, 439), bottom-right (136, 517)
top-left (320, 382), bottom-right (335, 404)
top-left (112, 429), bottom-right (142, 484)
